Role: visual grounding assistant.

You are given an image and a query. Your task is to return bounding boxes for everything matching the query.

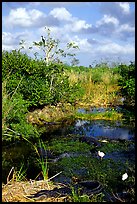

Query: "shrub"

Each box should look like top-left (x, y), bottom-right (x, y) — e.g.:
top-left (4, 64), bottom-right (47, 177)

top-left (2, 50), bottom-right (79, 108)
top-left (118, 62), bottom-right (135, 108)
top-left (2, 78), bottom-right (39, 142)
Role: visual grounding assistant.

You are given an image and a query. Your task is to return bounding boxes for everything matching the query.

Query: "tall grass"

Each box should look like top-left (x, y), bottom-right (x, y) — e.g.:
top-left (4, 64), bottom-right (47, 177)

top-left (22, 137), bottom-right (49, 180)
top-left (13, 163), bottom-right (27, 182)
top-left (67, 67), bottom-right (121, 107)
top-left (2, 74), bottom-right (40, 142)
top-left (2, 77), bottom-right (23, 139)
top-left (6, 164), bottom-right (27, 183)
top-left (37, 140), bottom-right (49, 180)
top-left (70, 186), bottom-right (91, 202)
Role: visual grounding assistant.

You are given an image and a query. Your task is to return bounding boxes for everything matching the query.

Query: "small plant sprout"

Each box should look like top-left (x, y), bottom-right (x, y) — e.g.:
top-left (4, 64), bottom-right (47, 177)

top-left (122, 173), bottom-right (128, 181)
top-left (98, 151), bottom-right (105, 160)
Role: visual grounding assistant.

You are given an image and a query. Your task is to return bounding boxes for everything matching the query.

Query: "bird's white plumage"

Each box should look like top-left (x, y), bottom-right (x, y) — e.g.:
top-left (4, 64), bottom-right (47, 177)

top-left (122, 173), bottom-right (128, 181)
top-left (98, 150), bottom-right (105, 159)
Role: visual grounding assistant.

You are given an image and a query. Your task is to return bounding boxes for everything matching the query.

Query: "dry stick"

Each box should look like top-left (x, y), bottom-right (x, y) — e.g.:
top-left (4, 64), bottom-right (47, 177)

top-left (34, 171), bottom-right (43, 181)
top-left (4, 196), bottom-right (9, 202)
top-left (21, 183), bottom-right (29, 195)
top-left (10, 76), bottom-right (24, 100)
top-left (35, 171), bottom-right (62, 183)
top-left (46, 171), bottom-right (62, 190)
top-left (6, 127), bottom-right (21, 135)
top-left (47, 171), bottom-right (62, 182)
top-left (22, 194), bottom-right (36, 202)
top-left (112, 192), bottom-right (125, 202)
top-left (7, 167), bottom-right (14, 184)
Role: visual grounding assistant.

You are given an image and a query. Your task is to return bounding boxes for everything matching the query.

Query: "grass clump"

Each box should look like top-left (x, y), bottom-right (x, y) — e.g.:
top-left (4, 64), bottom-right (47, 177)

top-left (75, 109), bottom-right (123, 121)
top-left (49, 138), bottom-right (91, 154)
top-left (70, 186), bottom-right (91, 202)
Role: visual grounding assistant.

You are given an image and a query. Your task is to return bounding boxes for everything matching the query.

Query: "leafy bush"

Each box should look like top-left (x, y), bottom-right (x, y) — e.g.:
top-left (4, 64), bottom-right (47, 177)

top-left (118, 62), bottom-right (135, 108)
top-left (2, 79), bottom-right (39, 142)
top-left (2, 50), bottom-right (80, 108)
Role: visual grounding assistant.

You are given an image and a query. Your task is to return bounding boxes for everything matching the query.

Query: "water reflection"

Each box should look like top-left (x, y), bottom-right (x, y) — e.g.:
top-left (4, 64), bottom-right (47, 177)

top-left (77, 106), bottom-right (124, 114)
top-left (71, 120), bottom-right (134, 140)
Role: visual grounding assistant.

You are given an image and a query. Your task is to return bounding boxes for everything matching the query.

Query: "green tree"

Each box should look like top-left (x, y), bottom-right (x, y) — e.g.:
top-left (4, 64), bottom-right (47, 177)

top-left (33, 27), bottom-right (79, 66)
top-left (118, 62), bottom-right (135, 109)
top-left (71, 57), bottom-right (80, 66)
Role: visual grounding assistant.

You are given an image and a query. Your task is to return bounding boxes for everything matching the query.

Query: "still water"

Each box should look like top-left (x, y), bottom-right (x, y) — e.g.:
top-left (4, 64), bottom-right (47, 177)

top-left (2, 107), bottom-right (135, 184)
top-left (72, 119), bottom-right (134, 140)
top-left (51, 107), bottom-right (135, 141)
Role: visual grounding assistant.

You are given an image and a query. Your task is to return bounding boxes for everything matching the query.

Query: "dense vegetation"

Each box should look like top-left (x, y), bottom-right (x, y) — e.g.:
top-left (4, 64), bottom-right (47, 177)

top-left (2, 30), bottom-right (135, 202)
top-left (2, 47), bottom-right (135, 143)
top-left (117, 62), bottom-right (135, 110)
top-left (2, 27), bottom-right (135, 143)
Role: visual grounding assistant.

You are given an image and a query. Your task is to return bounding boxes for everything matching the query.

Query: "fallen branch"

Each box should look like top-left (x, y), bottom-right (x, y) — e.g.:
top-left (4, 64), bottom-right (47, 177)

top-left (7, 167), bottom-right (14, 184)
top-left (34, 171), bottom-right (62, 183)
top-left (47, 171), bottom-right (62, 182)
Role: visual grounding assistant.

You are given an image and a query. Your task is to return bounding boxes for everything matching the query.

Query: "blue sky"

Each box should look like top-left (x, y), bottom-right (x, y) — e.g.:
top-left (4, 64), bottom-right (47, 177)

top-left (2, 2), bottom-right (135, 67)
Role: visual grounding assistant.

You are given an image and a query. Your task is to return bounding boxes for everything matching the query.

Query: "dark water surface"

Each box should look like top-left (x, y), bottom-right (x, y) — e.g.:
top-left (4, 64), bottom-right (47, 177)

top-left (48, 107), bottom-right (135, 141)
top-left (74, 107), bottom-right (135, 141)
top-left (77, 106), bottom-right (123, 114)
top-left (2, 107), bottom-right (135, 184)
top-left (71, 119), bottom-right (134, 140)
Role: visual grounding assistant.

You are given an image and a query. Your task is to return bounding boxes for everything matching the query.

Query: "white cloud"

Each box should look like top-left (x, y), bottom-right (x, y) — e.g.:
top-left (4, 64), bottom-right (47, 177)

top-left (90, 13), bottom-right (134, 40)
top-left (2, 32), bottom-right (18, 45)
top-left (63, 19), bottom-right (92, 33)
top-left (29, 2), bottom-right (82, 7)
top-left (114, 24), bottom-right (135, 41)
top-left (118, 2), bottom-right (130, 14)
top-left (118, 24), bottom-right (135, 33)
top-left (3, 7), bottom-right (59, 28)
top-left (99, 2), bottom-right (134, 26)
top-left (50, 7), bottom-right (72, 21)
top-left (71, 36), bottom-right (92, 52)
top-left (50, 7), bottom-right (92, 32)
top-left (71, 20), bottom-right (92, 32)
top-left (97, 14), bottom-right (119, 26)
top-left (2, 31), bottom-right (39, 52)
top-left (2, 2), bottom-right (135, 66)
top-left (96, 41), bottom-right (134, 55)
top-left (4, 8), bottom-right (44, 27)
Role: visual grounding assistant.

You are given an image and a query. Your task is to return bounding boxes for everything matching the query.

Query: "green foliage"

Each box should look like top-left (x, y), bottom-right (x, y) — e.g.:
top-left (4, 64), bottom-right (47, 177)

top-left (22, 138), bottom-right (49, 180)
top-left (33, 27), bottom-right (79, 66)
top-left (2, 50), bottom-right (35, 81)
top-left (118, 62), bottom-right (135, 108)
top-left (75, 109), bottom-right (123, 121)
top-left (37, 140), bottom-right (49, 180)
top-left (89, 193), bottom-right (105, 202)
top-left (2, 78), bottom-right (39, 142)
top-left (2, 50), bottom-right (80, 108)
top-left (70, 186), bottom-right (91, 202)
top-left (14, 163), bottom-right (27, 181)
top-left (49, 137), bottom-right (135, 197)
top-left (49, 139), bottom-right (91, 154)
top-left (2, 30), bottom-right (135, 144)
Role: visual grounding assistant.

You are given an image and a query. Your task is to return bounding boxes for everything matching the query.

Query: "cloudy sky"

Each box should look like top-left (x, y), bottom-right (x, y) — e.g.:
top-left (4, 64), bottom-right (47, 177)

top-left (2, 2), bottom-right (135, 67)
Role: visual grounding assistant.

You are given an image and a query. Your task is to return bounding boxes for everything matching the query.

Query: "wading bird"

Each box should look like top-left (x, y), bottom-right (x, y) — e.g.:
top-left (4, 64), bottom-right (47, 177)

top-left (122, 173), bottom-right (128, 181)
top-left (98, 150), bottom-right (105, 160)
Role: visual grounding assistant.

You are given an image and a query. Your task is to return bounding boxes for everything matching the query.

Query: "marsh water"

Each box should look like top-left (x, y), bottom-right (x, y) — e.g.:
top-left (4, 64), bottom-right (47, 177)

top-left (45, 107), bottom-right (135, 141)
top-left (2, 107), bottom-right (135, 184)
top-left (71, 119), bottom-right (134, 140)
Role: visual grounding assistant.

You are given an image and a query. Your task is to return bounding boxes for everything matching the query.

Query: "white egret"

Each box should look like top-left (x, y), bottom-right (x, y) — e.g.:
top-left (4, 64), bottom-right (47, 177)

top-left (122, 173), bottom-right (128, 181)
top-left (98, 150), bottom-right (105, 160)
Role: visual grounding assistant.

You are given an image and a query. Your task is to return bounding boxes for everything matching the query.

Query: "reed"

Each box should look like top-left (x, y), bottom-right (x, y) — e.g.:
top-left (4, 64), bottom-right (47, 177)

top-left (70, 186), bottom-right (90, 202)
top-left (22, 137), bottom-right (49, 180)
